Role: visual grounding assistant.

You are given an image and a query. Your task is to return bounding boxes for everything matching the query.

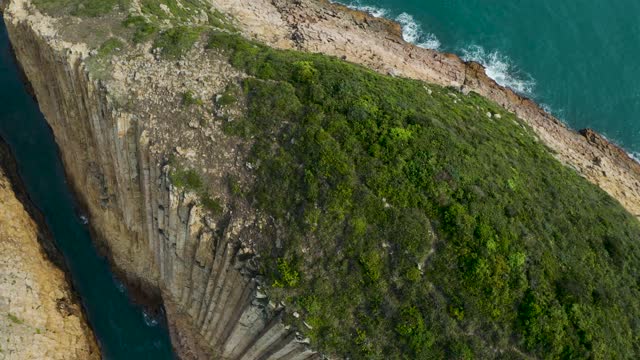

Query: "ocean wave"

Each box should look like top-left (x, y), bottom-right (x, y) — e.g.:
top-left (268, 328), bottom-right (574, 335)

top-left (354, 4), bottom-right (388, 18)
top-left (143, 310), bottom-right (159, 327)
top-left (334, 1), bottom-right (388, 18)
top-left (461, 45), bottom-right (535, 95)
top-left (334, 1), bottom-right (441, 49)
top-left (541, 103), bottom-right (566, 121)
top-left (395, 12), bottom-right (441, 49)
top-left (334, 2), bottom-right (535, 93)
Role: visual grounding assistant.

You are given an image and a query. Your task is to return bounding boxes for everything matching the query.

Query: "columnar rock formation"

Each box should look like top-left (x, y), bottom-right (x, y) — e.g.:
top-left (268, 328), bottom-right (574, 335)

top-left (4, 0), bottom-right (640, 358)
top-left (0, 142), bottom-right (99, 359)
top-left (3, 0), bottom-right (318, 358)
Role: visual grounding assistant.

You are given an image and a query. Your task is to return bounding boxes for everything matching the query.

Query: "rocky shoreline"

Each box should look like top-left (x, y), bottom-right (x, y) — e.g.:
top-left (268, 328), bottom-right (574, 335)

top-left (0, 138), bottom-right (99, 359)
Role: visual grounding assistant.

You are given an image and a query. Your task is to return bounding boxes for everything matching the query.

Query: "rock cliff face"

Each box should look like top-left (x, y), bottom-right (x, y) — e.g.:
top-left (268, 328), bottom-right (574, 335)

top-left (4, 0), bottom-right (640, 358)
top-left (0, 141), bottom-right (99, 359)
top-left (3, 0), bottom-right (318, 358)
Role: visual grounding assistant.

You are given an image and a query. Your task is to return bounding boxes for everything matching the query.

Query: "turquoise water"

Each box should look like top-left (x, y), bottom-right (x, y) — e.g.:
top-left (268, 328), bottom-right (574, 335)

top-left (339, 0), bottom-right (640, 157)
top-left (0, 20), bottom-right (175, 359)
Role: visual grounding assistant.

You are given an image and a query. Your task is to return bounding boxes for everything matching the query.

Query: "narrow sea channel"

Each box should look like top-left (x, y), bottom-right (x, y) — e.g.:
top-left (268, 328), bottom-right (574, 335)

top-left (0, 18), bottom-right (175, 360)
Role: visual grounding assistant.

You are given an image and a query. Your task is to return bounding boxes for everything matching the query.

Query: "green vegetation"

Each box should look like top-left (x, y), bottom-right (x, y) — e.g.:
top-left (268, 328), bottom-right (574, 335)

top-left (154, 26), bottom-right (203, 59)
top-left (122, 16), bottom-right (158, 44)
top-left (216, 84), bottom-right (239, 107)
top-left (181, 90), bottom-right (204, 107)
top-left (168, 164), bottom-right (223, 215)
top-left (97, 37), bottom-right (124, 57)
top-left (33, 0), bottom-right (232, 60)
top-left (86, 37), bottom-right (125, 80)
top-left (207, 32), bottom-right (640, 359)
top-left (139, 0), bottom-right (232, 29)
top-left (33, 0), bottom-right (129, 17)
top-left (6, 313), bottom-right (23, 325)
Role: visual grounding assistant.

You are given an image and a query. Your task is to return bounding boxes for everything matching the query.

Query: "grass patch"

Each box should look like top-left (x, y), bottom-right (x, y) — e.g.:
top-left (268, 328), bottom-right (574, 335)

top-left (86, 37), bottom-right (125, 80)
top-left (97, 37), bottom-right (125, 57)
top-left (154, 26), bottom-right (203, 59)
top-left (33, 0), bottom-right (129, 17)
top-left (182, 90), bottom-right (204, 107)
top-left (140, 0), bottom-right (234, 30)
top-left (6, 313), bottom-right (23, 325)
top-left (169, 164), bottom-right (223, 215)
top-left (207, 31), bottom-right (640, 359)
top-left (123, 16), bottom-right (158, 43)
top-left (217, 89), bottom-right (237, 107)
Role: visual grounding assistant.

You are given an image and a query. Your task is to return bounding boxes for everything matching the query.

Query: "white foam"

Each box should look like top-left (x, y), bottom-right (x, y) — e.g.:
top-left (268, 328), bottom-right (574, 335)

top-left (335, 1), bottom-right (388, 17)
top-left (629, 152), bottom-right (640, 163)
top-left (541, 103), bottom-right (553, 114)
top-left (541, 103), bottom-right (567, 122)
top-left (143, 310), bottom-right (159, 327)
top-left (356, 5), bottom-right (388, 18)
top-left (462, 45), bottom-right (535, 96)
top-left (333, 1), bottom-right (441, 49)
top-left (395, 12), bottom-right (441, 49)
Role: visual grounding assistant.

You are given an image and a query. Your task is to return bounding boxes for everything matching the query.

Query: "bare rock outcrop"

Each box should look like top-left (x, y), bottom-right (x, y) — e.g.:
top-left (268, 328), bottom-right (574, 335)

top-left (0, 142), bottom-right (99, 359)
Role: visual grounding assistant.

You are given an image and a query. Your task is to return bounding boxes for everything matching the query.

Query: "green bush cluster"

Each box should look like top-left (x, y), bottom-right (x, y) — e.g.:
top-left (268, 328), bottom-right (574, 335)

top-left (123, 16), bottom-right (158, 44)
top-left (181, 90), bottom-right (203, 107)
top-left (97, 38), bottom-right (125, 57)
top-left (169, 166), bottom-right (222, 214)
top-left (6, 313), bottom-right (23, 325)
top-left (207, 31), bottom-right (640, 359)
top-left (33, 0), bottom-right (128, 17)
top-left (154, 26), bottom-right (203, 59)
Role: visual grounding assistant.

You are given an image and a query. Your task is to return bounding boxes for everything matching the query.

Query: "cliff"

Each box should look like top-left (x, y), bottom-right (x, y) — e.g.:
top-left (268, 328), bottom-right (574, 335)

top-left (0, 140), bottom-right (99, 359)
top-left (3, 0), bottom-right (640, 358)
top-left (2, 0), bottom-right (317, 358)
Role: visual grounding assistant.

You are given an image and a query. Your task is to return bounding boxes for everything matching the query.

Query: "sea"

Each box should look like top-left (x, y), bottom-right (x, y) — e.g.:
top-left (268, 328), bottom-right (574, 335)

top-left (337, 0), bottom-right (640, 161)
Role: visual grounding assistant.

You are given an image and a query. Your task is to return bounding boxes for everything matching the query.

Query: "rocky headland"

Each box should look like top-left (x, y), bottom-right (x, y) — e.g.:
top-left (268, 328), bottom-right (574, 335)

top-left (212, 0), bottom-right (640, 219)
top-left (3, 0), bottom-right (640, 358)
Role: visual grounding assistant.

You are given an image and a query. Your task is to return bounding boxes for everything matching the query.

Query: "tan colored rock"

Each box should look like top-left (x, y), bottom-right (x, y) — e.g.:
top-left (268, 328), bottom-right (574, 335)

top-left (0, 146), bottom-right (99, 359)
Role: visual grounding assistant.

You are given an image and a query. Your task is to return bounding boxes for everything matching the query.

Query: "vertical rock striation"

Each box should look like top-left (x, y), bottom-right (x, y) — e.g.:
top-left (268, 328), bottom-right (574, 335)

top-left (3, 0), bottom-right (317, 358)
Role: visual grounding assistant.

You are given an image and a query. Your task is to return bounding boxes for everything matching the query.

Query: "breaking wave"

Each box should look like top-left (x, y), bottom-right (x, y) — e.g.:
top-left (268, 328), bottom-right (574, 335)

top-left (334, 1), bottom-right (441, 49)
top-left (461, 45), bottom-right (536, 96)
top-left (334, 2), bottom-right (535, 94)
top-left (395, 12), bottom-right (441, 49)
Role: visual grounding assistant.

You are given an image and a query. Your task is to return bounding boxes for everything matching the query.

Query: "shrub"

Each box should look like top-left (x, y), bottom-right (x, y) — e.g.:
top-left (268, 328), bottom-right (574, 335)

top-left (154, 26), bottom-right (202, 59)
top-left (123, 16), bottom-right (158, 43)
top-left (97, 38), bottom-right (125, 57)
top-left (182, 91), bottom-right (203, 106)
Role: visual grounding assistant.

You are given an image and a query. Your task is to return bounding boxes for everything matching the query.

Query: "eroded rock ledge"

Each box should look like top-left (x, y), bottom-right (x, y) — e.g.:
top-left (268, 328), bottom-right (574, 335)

top-left (0, 140), bottom-right (99, 359)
